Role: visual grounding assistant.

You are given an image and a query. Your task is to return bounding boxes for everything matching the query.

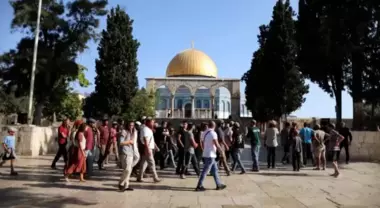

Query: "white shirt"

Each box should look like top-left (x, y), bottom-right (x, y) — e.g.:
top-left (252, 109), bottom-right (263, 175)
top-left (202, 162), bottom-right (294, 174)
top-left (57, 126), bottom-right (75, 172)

top-left (202, 129), bottom-right (218, 158)
top-left (122, 129), bottom-right (139, 153)
top-left (141, 126), bottom-right (155, 150)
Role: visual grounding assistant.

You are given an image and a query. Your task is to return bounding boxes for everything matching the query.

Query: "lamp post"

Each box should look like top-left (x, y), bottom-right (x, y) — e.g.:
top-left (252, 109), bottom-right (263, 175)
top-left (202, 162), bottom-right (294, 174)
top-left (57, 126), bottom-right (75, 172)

top-left (27, 0), bottom-right (43, 124)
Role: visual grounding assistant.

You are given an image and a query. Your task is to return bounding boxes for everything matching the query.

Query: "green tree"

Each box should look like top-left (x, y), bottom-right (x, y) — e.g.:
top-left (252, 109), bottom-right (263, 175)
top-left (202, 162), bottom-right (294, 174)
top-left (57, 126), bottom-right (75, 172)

top-left (297, 0), bottom-right (350, 124)
top-left (0, 0), bottom-right (107, 125)
top-left (45, 91), bottom-right (83, 121)
top-left (92, 5), bottom-right (140, 117)
top-left (242, 0), bottom-right (308, 121)
top-left (123, 88), bottom-right (156, 121)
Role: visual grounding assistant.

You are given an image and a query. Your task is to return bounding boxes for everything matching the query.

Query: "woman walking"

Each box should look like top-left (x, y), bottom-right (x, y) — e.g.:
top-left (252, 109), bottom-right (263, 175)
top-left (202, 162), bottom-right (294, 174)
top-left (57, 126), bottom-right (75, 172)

top-left (64, 122), bottom-right (87, 182)
top-left (264, 120), bottom-right (279, 169)
top-left (118, 121), bottom-right (140, 191)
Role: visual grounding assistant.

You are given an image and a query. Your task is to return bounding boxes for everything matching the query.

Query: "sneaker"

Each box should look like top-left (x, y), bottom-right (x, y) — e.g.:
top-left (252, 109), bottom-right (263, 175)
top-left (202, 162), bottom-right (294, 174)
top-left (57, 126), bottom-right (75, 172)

top-left (125, 187), bottom-right (134, 191)
top-left (180, 174), bottom-right (186, 179)
top-left (118, 184), bottom-right (125, 192)
top-left (195, 186), bottom-right (206, 191)
top-left (240, 171), bottom-right (246, 175)
top-left (216, 184), bottom-right (227, 190)
top-left (10, 172), bottom-right (18, 176)
top-left (153, 178), bottom-right (161, 183)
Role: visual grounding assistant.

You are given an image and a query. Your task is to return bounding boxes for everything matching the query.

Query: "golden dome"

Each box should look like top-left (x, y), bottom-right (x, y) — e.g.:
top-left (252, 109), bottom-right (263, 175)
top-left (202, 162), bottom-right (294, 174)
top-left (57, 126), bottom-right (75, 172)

top-left (166, 48), bottom-right (217, 77)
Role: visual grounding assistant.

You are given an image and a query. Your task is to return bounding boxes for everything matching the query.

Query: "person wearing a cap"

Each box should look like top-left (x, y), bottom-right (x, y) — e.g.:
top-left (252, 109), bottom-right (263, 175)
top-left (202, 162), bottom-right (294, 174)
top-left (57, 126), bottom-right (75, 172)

top-left (326, 123), bottom-right (345, 178)
top-left (84, 118), bottom-right (99, 177)
top-left (51, 118), bottom-right (70, 169)
top-left (0, 127), bottom-right (18, 175)
top-left (231, 122), bottom-right (246, 174)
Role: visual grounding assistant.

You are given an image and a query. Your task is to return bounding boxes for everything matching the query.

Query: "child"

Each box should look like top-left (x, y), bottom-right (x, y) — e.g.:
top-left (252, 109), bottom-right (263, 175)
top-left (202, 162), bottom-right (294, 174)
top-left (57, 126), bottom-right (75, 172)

top-left (0, 127), bottom-right (18, 175)
top-left (290, 124), bottom-right (302, 171)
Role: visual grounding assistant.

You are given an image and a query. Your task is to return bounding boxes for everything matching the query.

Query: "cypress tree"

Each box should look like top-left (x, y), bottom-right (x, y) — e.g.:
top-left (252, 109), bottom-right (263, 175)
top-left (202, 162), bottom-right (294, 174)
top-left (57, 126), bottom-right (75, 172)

top-left (93, 5), bottom-right (140, 117)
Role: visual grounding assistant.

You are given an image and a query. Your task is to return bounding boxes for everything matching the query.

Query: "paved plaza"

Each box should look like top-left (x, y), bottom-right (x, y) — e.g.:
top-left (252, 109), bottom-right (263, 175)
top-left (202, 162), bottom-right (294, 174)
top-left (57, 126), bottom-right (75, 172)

top-left (0, 147), bottom-right (380, 208)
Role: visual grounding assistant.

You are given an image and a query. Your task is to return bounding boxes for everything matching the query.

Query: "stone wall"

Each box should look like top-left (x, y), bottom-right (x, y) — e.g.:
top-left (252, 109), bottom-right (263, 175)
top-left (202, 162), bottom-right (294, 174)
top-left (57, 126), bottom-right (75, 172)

top-left (0, 125), bottom-right (58, 157)
top-left (349, 131), bottom-right (380, 161)
top-left (0, 124), bottom-right (379, 162)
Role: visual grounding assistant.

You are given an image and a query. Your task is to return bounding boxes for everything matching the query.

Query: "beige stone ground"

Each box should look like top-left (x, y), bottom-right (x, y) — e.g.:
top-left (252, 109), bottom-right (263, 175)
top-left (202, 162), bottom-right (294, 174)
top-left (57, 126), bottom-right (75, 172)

top-left (0, 154), bottom-right (379, 208)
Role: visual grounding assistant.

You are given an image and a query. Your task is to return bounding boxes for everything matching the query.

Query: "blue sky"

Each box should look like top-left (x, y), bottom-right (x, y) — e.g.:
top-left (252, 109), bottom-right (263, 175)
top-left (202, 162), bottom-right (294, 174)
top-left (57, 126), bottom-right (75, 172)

top-left (0, 0), bottom-right (353, 118)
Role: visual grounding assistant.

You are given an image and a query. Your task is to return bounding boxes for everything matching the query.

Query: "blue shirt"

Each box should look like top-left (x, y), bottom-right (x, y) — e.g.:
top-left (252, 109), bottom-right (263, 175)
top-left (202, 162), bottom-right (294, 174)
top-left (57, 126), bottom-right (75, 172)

top-left (299, 127), bottom-right (313, 144)
top-left (3, 135), bottom-right (16, 149)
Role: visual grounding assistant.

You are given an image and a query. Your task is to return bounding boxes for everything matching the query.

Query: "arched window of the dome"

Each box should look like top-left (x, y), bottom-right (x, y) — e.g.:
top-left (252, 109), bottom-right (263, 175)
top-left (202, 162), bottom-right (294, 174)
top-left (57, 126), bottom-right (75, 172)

top-left (227, 101), bottom-right (231, 113)
top-left (221, 100), bottom-right (226, 113)
top-left (196, 99), bottom-right (202, 109)
top-left (203, 100), bottom-right (210, 108)
top-left (160, 98), bottom-right (168, 110)
top-left (177, 99), bottom-right (183, 109)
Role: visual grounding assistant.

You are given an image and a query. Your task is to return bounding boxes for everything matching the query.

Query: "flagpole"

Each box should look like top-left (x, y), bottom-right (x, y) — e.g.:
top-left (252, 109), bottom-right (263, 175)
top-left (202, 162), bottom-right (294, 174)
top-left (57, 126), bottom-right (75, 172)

top-left (27, 0), bottom-right (43, 124)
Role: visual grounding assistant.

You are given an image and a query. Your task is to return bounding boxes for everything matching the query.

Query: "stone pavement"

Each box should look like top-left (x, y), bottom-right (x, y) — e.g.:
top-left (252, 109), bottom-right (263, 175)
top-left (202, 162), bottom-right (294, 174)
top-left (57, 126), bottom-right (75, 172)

top-left (0, 151), bottom-right (380, 208)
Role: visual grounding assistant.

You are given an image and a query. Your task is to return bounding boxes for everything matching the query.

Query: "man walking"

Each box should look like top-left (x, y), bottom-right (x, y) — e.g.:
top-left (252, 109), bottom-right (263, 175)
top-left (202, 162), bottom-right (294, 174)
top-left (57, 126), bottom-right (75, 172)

top-left (338, 122), bottom-right (352, 164)
top-left (51, 118), bottom-right (70, 169)
top-left (281, 122), bottom-right (291, 164)
top-left (299, 123), bottom-right (314, 166)
top-left (195, 121), bottom-right (226, 191)
top-left (84, 118), bottom-right (98, 178)
top-left (137, 118), bottom-right (161, 183)
top-left (246, 120), bottom-right (261, 172)
top-left (97, 118), bottom-right (110, 170)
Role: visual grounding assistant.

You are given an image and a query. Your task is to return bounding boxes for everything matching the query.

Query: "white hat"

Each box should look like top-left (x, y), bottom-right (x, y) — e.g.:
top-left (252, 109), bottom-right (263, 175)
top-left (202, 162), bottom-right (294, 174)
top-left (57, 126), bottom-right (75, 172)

top-left (8, 127), bottom-right (17, 132)
top-left (135, 121), bottom-right (141, 126)
top-left (141, 116), bottom-right (147, 120)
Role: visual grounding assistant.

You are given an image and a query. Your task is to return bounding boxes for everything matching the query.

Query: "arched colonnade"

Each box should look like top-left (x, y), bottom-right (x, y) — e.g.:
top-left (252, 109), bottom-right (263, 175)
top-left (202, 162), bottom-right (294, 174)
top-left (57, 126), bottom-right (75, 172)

top-left (146, 77), bottom-right (241, 119)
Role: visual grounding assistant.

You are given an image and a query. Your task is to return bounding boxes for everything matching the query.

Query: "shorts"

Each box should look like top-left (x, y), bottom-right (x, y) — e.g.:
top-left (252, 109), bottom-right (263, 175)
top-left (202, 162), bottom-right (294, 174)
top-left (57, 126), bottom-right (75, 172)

top-left (2, 149), bottom-right (17, 161)
top-left (332, 151), bottom-right (339, 161)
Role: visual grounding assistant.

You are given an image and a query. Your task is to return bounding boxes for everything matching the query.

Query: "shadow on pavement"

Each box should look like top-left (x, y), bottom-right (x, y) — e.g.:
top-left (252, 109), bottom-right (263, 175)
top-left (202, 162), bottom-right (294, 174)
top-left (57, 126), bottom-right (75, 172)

top-left (254, 172), bottom-right (309, 177)
top-left (0, 187), bottom-right (97, 207)
top-left (102, 183), bottom-right (194, 192)
top-left (24, 183), bottom-right (116, 192)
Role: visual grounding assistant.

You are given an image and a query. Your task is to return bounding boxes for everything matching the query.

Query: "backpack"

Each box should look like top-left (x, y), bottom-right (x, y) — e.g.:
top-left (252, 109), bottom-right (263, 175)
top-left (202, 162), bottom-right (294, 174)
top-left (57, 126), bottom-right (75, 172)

top-left (233, 130), bottom-right (244, 149)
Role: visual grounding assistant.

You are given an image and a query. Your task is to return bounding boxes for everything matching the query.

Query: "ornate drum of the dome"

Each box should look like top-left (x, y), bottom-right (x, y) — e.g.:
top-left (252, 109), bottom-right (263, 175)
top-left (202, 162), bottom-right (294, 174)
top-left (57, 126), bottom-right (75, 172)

top-left (166, 48), bottom-right (218, 78)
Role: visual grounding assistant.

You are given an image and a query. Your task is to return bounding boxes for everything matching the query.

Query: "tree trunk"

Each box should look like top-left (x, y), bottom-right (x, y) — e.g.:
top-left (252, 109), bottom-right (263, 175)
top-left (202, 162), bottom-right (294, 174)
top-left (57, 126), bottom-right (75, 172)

top-left (352, 51), bottom-right (364, 130)
top-left (334, 88), bottom-right (342, 126)
top-left (371, 103), bottom-right (375, 118)
top-left (33, 102), bottom-right (44, 125)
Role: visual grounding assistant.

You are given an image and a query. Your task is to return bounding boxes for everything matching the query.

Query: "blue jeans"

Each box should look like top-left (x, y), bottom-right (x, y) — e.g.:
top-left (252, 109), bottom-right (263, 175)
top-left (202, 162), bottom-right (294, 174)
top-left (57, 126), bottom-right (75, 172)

top-left (231, 148), bottom-right (246, 172)
top-left (251, 144), bottom-right (260, 170)
top-left (85, 149), bottom-right (95, 176)
top-left (196, 157), bottom-right (222, 188)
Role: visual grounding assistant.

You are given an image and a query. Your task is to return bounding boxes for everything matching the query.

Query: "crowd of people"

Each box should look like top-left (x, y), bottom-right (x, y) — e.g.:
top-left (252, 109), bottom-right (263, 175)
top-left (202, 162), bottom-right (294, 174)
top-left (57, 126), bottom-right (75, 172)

top-left (1, 116), bottom-right (353, 192)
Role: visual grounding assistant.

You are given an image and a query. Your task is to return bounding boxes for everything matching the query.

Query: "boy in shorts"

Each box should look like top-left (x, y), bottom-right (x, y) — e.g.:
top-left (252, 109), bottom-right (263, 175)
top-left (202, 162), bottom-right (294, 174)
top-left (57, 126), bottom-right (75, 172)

top-left (0, 127), bottom-right (18, 175)
top-left (326, 123), bottom-right (345, 178)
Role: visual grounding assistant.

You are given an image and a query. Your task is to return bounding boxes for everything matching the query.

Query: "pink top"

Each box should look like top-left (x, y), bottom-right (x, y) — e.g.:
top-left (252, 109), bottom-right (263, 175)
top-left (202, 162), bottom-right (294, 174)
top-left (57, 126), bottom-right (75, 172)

top-left (110, 128), bottom-right (117, 143)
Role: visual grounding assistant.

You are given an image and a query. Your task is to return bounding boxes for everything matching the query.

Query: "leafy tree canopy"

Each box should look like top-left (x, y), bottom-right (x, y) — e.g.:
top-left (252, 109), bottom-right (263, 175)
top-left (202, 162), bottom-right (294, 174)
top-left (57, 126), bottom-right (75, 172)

top-left (123, 88), bottom-right (156, 121)
top-left (0, 0), bottom-right (107, 124)
top-left (92, 5), bottom-right (140, 117)
top-left (242, 0), bottom-right (308, 122)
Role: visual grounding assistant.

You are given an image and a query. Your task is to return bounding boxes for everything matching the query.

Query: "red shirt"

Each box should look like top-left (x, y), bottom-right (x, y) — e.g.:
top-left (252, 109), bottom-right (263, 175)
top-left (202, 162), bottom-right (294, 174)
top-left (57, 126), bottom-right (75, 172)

top-left (84, 126), bottom-right (94, 150)
top-left (58, 125), bottom-right (69, 145)
top-left (99, 125), bottom-right (110, 145)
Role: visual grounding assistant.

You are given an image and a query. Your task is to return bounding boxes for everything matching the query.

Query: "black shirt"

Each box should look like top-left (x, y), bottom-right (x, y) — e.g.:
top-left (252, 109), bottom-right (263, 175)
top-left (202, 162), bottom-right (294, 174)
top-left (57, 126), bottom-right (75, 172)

top-left (338, 127), bottom-right (352, 143)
